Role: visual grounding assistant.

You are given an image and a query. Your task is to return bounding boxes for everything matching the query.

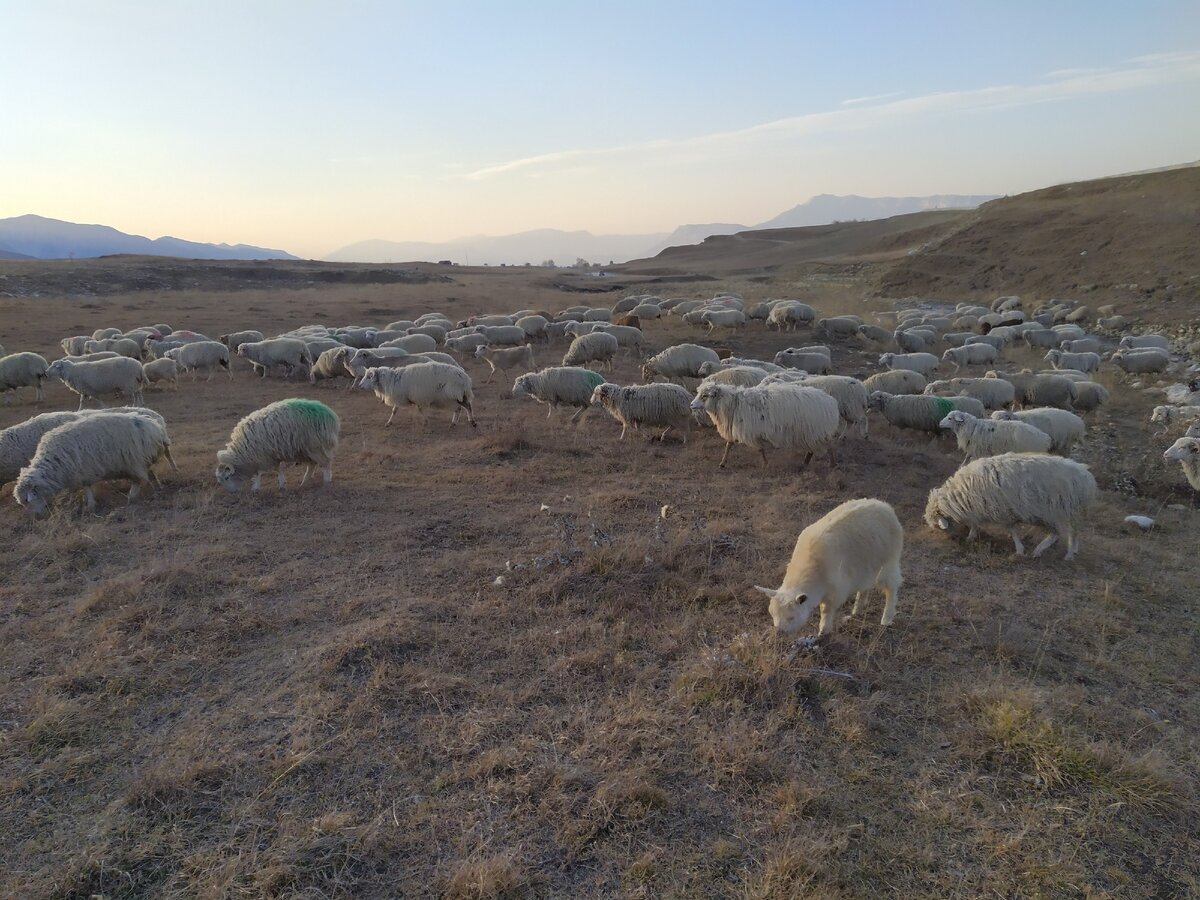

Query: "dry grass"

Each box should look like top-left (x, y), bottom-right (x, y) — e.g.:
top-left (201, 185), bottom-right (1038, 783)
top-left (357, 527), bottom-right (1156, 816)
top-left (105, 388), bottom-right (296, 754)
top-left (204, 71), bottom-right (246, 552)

top-left (0, 263), bottom-right (1197, 897)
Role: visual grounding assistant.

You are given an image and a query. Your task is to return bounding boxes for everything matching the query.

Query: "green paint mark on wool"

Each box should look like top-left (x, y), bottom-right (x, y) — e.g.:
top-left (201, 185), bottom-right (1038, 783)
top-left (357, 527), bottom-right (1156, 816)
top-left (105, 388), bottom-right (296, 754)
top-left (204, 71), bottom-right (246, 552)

top-left (281, 398), bottom-right (336, 426)
top-left (583, 370), bottom-right (605, 391)
top-left (933, 397), bottom-right (955, 418)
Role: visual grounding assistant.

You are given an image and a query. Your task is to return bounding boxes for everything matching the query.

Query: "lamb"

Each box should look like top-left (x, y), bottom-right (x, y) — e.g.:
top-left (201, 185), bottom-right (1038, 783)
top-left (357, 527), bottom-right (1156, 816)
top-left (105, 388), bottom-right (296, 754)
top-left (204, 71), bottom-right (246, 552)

top-left (1150, 405), bottom-right (1200, 431)
top-left (563, 332), bottom-right (620, 370)
top-left (755, 498), bottom-right (903, 636)
top-left (15, 410), bottom-right (175, 515)
top-left (45, 356), bottom-right (145, 409)
top-left (879, 352), bottom-right (940, 377)
top-left (867, 392), bottom-right (986, 432)
top-left (474, 343), bottom-right (536, 383)
top-left (690, 382), bottom-right (840, 468)
top-left (380, 334), bottom-right (438, 354)
top-left (777, 374), bottom-right (869, 437)
top-left (237, 338), bottom-right (313, 378)
top-left (358, 363), bottom-right (477, 427)
top-left (164, 340), bottom-right (232, 381)
top-left (942, 343), bottom-right (999, 372)
top-left (991, 408), bottom-right (1085, 454)
top-left (1119, 334), bottom-right (1169, 351)
top-left (215, 399), bottom-right (340, 493)
top-left (773, 348), bottom-right (832, 374)
top-left (939, 410), bottom-right (1052, 461)
top-left (512, 367), bottom-right (605, 423)
top-left (590, 382), bottom-right (694, 441)
top-left (1044, 349), bottom-right (1101, 374)
top-left (1097, 316), bottom-right (1129, 330)
top-left (700, 309), bottom-right (747, 331)
top-left (925, 453), bottom-right (1097, 559)
top-left (142, 357), bottom-right (180, 390)
top-left (220, 330), bottom-right (265, 351)
top-left (1164, 437), bottom-right (1200, 491)
top-left (863, 369), bottom-right (926, 395)
top-left (84, 338), bottom-right (143, 359)
top-left (641, 343), bottom-right (720, 383)
top-left (0, 352), bottom-right (50, 402)
top-left (472, 325), bottom-right (527, 347)
top-left (1111, 348), bottom-right (1170, 374)
top-left (925, 377), bottom-right (1015, 411)
top-left (1060, 337), bottom-right (1101, 354)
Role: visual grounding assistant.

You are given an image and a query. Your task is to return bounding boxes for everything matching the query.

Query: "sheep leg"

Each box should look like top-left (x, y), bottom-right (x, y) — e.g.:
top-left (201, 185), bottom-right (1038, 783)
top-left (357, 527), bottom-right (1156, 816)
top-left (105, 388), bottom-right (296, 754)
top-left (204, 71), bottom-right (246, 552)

top-left (277, 462), bottom-right (288, 490)
top-left (547, 405), bottom-right (555, 419)
top-left (299, 465), bottom-right (311, 486)
top-left (321, 464), bottom-right (332, 485)
top-left (569, 405), bottom-right (586, 424)
top-left (880, 562), bottom-right (902, 625)
top-left (461, 399), bottom-right (477, 427)
top-left (966, 526), bottom-right (978, 542)
top-left (802, 450), bottom-right (813, 468)
top-left (719, 441), bottom-right (735, 468)
top-left (84, 487), bottom-right (97, 514)
top-left (760, 447), bottom-right (770, 468)
top-left (849, 592), bottom-right (865, 616)
top-left (658, 426), bottom-right (671, 442)
top-left (127, 481), bottom-right (142, 503)
top-left (36, 381), bottom-right (44, 402)
top-left (1065, 528), bottom-right (1079, 560)
top-left (165, 446), bottom-right (179, 472)
top-left (77, 393), bottom-right (86, 411)
top-left (1032, 532), bottom-right (1059, 558)
top-left (818, 603), bottom-right (838, 636)
top-left (618, 423), bottom-right (627, 440)
top-left (385, 406), bottom-right (397, 426)
top-left (251, 474), bottom-right (262, 492)
top-left (1010, 527), bottom-right (1026, 556)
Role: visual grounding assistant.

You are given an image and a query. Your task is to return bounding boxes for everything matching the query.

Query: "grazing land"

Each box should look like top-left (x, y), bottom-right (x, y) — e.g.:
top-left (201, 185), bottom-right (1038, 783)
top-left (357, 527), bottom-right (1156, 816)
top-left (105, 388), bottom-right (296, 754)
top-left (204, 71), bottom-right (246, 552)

top-left (1, 197), bottom-right (1198, 898)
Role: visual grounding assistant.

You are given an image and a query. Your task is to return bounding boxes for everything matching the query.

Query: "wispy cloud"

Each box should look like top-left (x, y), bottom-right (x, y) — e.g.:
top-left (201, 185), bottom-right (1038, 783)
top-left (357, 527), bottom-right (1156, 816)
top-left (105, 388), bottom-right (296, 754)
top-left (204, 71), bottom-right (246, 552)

top-left (463, 51), bottom-right (1200, 180)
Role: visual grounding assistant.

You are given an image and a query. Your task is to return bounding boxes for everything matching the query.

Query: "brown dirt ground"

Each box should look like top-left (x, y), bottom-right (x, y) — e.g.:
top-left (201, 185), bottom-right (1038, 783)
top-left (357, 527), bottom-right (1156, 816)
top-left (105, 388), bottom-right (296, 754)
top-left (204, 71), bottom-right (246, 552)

top-left (0, 264), bottom-right (1198, 898)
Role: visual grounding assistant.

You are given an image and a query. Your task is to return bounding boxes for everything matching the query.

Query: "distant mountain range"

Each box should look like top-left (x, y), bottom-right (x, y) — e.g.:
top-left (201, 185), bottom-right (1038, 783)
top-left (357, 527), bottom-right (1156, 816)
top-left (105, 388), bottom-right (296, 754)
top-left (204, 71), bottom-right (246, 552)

top-left (0, 215), bottom-right (298, 261)
top-left (328, 194), bottom-right (998, 265)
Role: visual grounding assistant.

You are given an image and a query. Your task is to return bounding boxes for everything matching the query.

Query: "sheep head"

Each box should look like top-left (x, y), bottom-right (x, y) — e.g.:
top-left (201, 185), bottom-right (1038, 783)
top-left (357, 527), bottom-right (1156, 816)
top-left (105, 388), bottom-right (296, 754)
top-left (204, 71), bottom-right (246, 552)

top-left (754, 585), bottom-right (821, 635)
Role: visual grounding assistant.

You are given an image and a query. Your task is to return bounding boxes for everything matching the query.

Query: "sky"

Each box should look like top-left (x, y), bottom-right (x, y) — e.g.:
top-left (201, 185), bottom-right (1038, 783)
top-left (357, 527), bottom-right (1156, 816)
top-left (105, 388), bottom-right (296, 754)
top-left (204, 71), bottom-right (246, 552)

top-left (3, 1), bottom-right (1199, 258)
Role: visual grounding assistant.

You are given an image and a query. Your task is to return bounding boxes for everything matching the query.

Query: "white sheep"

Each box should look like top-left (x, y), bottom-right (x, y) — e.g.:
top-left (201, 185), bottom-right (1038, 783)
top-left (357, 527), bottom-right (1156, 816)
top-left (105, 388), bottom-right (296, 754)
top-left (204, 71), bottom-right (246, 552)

top-left (867, 392), bottom-right (986, 432)
top-left (15, 410), bottom-right (175, 515)
top-left (590, 382), bottom-right (694, 442)
top-left (1111, 348), bottom-right (1170, 374)
top-left (85, 337), bottom-right (143, 359)
top-left (879, 352), bottom-right (940, 377)
top-left (925, 453), bottom-right (1097, 559)
top-left (216, 399), bottom-right (340, 493)
top-left (592, 324), bottom-right (644, 353)
top-left (1119, 334), bottom-right (1169, 351)
top-left (991, 408), bottom-right (1085, 455)
top-left (1060, 337), bottom-right (1101, 354)
top-left (767, 303), bottom-right (815, 331)
top-left (700, 309), bottom-right (747, 332)
top-left (640, 343), bottom-right (721, 383)
top-left (1, 411), bottom-right (88, 486)
top-left (342, 348), bottom-right (416, 382)
top-left (857, 324), bottom-right (893, 346)
top-left (986, 370), bottom-right (1075, 410)
top-left (0, 352), bottom-right (50, 402)
top-left (512, 367), bottom-right (605, 422)
top-left (863, 369), bottom-right (926, 395)
top-left (220, 330), bottom-right (265, 351)
top-left (925, 377), bottom-right (1015, 411)
top-left (563, 331), bottom-right (619, 370)
top-left (939, 410), bottom-right (1052, 461)
top-left (91, 327), bottom-right (122, 341)
top-left (60, 336), bottom-right (90, 356)
top-left (817, 317), bottom-right (861, 339)
top-left (941, 343), bottom-right (999, 372)
top-left (1164, 437), bottom-right (1200, 491)
top-left (142, 358), bottom-right (180, 390)
top-left (515, 315), bottom-right (550, 341)
top-left (1150, 405), bottom-right (1200, 432)
top-left (358, 363), bottom-right (477, 427)
top-left (690, 382), bottom-right (840, 468)
top-left (45, 357), bottom-right (145, 409)
top-left (472, 325), bottom-right (527, 347)
top-left (698, 366), bottom-right (769, 390)
top-left (775, 374), bottom-right (869, 437)
top-left (237, 338), bottom-right (313, 378)
top-left (630, 303), bottom-right (662, 319)
top-left (380, 334), bottom-right (438, 354)
top-left (755, 498), bottom-right (903, 635)
top-left (773, 348), bottom-right (832, 374)
top-left (474, 343), bottom-right (536, 383)
top-left (1070, 381), bottom-right (1109, 414)
top-left (165, 340), bottom-right (232, 381)
top-left (1044, 349), bottom-right (1101, 374)
top-left (894, 329), bottom-right (930, 353)
top-left (406, 324), bottom-right (448, 344)
top-left (445, 333), bottom-right (490, 355)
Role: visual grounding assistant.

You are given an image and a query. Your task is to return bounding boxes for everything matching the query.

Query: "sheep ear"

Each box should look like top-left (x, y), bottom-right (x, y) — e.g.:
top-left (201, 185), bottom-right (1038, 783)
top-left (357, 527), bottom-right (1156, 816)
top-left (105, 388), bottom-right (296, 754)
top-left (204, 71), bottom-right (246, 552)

top-left (937, 516), bottom-right (951, 531)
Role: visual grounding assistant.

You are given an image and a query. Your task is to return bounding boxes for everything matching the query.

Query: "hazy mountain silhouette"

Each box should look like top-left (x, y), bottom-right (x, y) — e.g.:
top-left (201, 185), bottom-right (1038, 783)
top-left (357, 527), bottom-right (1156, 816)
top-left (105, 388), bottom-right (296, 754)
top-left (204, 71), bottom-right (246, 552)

top-left (754, 194), bottom-right (997, 230)
top-left (0, 215), bottom-right (298, 261)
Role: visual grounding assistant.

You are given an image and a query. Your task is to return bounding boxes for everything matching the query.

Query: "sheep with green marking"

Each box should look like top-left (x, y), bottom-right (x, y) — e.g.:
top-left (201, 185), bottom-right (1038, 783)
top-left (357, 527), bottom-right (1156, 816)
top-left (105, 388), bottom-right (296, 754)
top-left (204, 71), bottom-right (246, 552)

top-left (867, 392), bottom-right (985, 432)
top-left (512, 367), bottom-right (605, 422)
top-left (215, 399), bottom-right (341, 493)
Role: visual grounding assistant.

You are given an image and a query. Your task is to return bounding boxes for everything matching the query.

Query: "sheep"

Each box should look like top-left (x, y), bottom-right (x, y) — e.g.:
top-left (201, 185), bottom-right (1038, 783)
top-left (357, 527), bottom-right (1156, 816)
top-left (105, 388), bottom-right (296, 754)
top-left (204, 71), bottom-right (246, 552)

top-left (755, 498), bottom-right (902, 636)
top-left (879, 352), bottom-right (939, 377)
top-left (237, 338), bottom-right (313, 378)
top-left (690, 382), bottom-right (840, 468)
top-left (410, 351), bottom-right (461, 368)
top-left (942, 343), bottom-right (999, 372)
top-left (1044, 350), bottom-right (1100, 374)
top-left (1097, 316), bottom-right (1129, 330)
top-left (1, 411), bottom-right (89, 486)
top-left (640, 343), bottom-right (720, 383)
top-left (991, 408), bottom-right (1085, 454)
top-left (512, 367), bottom-right (604, 423)
top-left (1165, 437), bottom-right (1200, 490)
top-left (84, 338), bottom-right (143, 359)
top-left (474, 343), bottom-right (536, 383)
top-left (60, 336), bottom-right (91, 356)
top-left (404, 324), bottom-right (447, 344)
top-left (142, 358), bottom-right (180, 390)
top-left (776, 374), bottom-right (869, 437)
top-left (615, 312), bottom-right (645, 327)
top-left (380, 334), bottom-right (438, 354)
top-left (342, 347), bottom-right (413, 380)
top-left (215, 399), bottom-right (340, 493)
top-left (715, 357), bottom-right (787, 374)
top-left (144, 338), bottom-right (186, 360)
top-left (472, 325), bottom-right (527, 347)
top-left (590, 382), bottom-right (694, 442)
top-left (91, 327), bottom-right (123, 341)
top-left (700, 309), bottom-right (747, 332)
top-left (698, 366), bottom-right (769, 390)
top-left (310, 347), bottom-right (357, 385)
top-left (612, 296), bottom-right (642, 315)
top-left (965, 333), bottom-right (1006, 350)
top-left (1150, 405), bottom-right (1200, 432)
top-left (384, 319), bottom-right (417, 332)
top-left (75, 351), bottom-right (123, 362)
top-left (1022, 329), bottom-right (1061, 349)
top-left (562, 331), bottom-right (620, 370)
top-left (987, 370), bottom-right (1075, 410)
top-left (15, 410), bottom-right (175, 515)
top-left (515, 315), bottom-right (549, 341)
top-left (415, 313), bottom-right (454, 328)
top-left (333, 327), bottom-right (377, 349)
top-left (358, 363), bottom-right (476, 427)
top-left (766, 302), bottom-right (816, 331)
top-left (925, 453), bottom-right (1097, 559)
top-left (939, 410), bottom-right (1052, 461)
top-left (863, 369), bottom-right (926, 395)
top-left (1119, 334), bottom-right (1169, 351)
top-left (164, 340), bottom-right (232, 381)
top-left (445, 333), bottom-right (490, 355)
top-left (592, 324), bottom-right (645, 353)
top-left (925, 377), bottom-right (1015, 411)
top-left (857, 324), bottom-right (893, 346)
top-left (1069, 382), bottom-right (1109, 414)
top-left (1060, 337), bottom-right (1101, 354)
top-left (45, 357), bottom-right (145, 409)
top-left (773, 349), bottom-right (832, 375)
top-left (0, 352), bottom-right (50, 402)
top-left (867, 392), bottom-right (986, 432)
top-left (816, 317), bottom-right (861, 339)
top-left (220, 330), bottom-right (265, 351)
top-left (1111, 348), bottom-right (1170, 375)
top-left (894, 329), bottom-right (931, 353)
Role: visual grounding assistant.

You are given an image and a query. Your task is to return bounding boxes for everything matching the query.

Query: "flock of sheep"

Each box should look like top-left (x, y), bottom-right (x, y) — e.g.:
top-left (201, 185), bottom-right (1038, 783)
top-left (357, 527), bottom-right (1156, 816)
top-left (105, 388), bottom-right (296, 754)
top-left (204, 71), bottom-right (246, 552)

top-left (1, 289), bottom-right (1197, 637)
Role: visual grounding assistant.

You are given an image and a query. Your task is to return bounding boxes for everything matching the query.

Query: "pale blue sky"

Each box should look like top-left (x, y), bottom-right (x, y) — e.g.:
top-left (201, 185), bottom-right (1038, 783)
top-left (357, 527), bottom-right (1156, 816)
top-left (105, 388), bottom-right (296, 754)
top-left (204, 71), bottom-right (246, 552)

top-left (3, 1), bottom-right (1198, 257)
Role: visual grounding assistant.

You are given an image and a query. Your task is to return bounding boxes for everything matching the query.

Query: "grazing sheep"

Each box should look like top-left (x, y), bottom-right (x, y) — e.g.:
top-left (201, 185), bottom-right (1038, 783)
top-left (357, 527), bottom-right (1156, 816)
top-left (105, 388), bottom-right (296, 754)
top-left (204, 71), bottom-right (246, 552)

top-left (1111, 348), bottom-right (1170, 374)
top-left (641, 343), bottom-right (720, 383)
top-left (309, 347), bottom-right (356, 385)
top-left (700, 309), bottom-right (747, 332)
top-left (988, 370), bottom-right (1076, 409)
top-left (380, 334), bottom-right (438, 354)
top-left (857, 324), bottom-right (893, 346)
top-left (1022, 329), bottom-right (1061, 349)
top-left (776, 374), bottom-right (869, 437)
top-left (939, 410), bottom-right (1052, 461)
top-left (445, 333), bottom-right (490, 355)
top-left (817, 317), bottom-right (861, 339)
top-left (698, 366), bottom-right (769, 390)
top-left (61, 336), bottom-right (91, 356)
top-left (590, 382), bottom-right (694, 441)
top-left (879, 352), bottom-right (939, 377)
top-left (0, 352), bottom-right (50, 402)
top-left (220, 330), bottom-right (265, 351)
top-left (767, 303), bottom-right (815, 331)
top-left (334, 327), bottom-right (377, 349)
top-left (773, 348), bottom-right (832, 375)
top-left (84, 338), bottom-right (143, 359)
top-left (1060, 337), bottom-right (1101, 354)
top-left (216, 399), bottom-right (340, 493)
top-left (992, 408), bottom-right (1085, 454)
top-left (1119, 334), bottom-right (1169, 351)
top-left (925, 453), bottom-right (1097, 559)
top-left (868, 392), bottom-right (986, 433)
top-left (592, 324), bottom-right (644, 353)
top-left (690, 382), bottom-right (840, 468)
top-left (863, 369), bottom-right (926, 395)
top-left (91, 327), bottom-right (123, 341)
top-left (237, 338), bottom-right (313, 378)
top-left (1164, 437), bottom-right (1200, 491)
top-left (1069, 381), bottom-right (1109, 414)
top-left (1097, 316), bottom-right (1129, 330)
top-left (165, 340), bottom-right (232, 381)
top-left (755, 498), bottom-right (903, 635)
top-left (615, 312), bottom-right (645, 327)
top-left (512, 367), bottom-right (605, 422)
top-left (563, 331), bottom-right (620, 370)
top-left (45, 356), bottom-right (145, 409)
top-left (15, 410), bottom-right (175, 515)
top-left (1150, 405), bottom-right (1200, 431)
top-left (925, 377), bottom-right (1015, 411)
top-left (942, 343), bottom-right (999, 372)
top-left (142, 358), bottom-right (180, 390)
top-left (474, 343), bottom-right (536, 383)
top-left (472, 325), bottom-right (527, 347)
top-left (358, 363), bottom-right (476, 427)
top-left (406, 324), bottom-right (448, 344)
top-left (515, 315), bottom-right (550, 341)
top-left (1044, 349), bottom-right (1100, 374)
top-left (1, 411), bottom-right (89, 486)
top-left (342, 348), bottom-right (415, 381)
top-left (894, 329), bottom-right (931, 353)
